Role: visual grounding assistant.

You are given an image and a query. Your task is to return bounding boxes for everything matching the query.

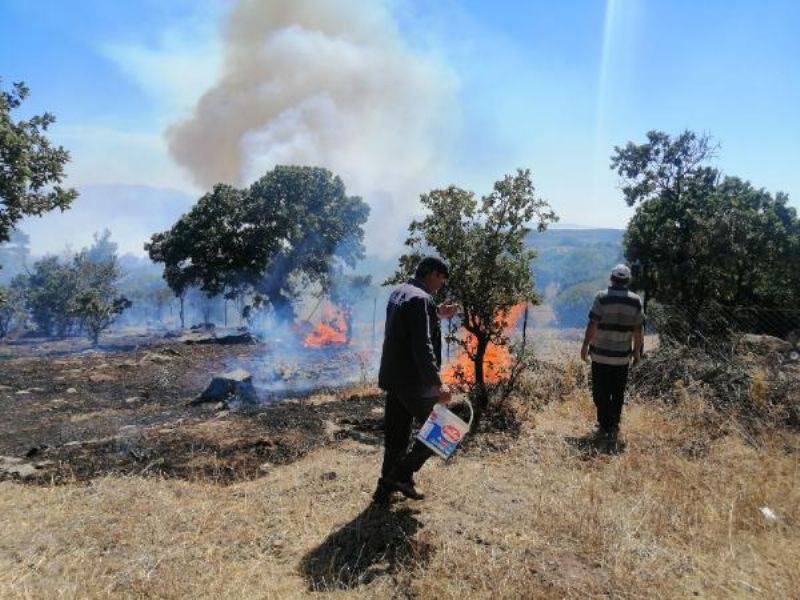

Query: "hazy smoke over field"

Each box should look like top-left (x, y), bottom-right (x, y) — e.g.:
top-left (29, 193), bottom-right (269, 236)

top-left (167, 0), bottom-right (458, 252)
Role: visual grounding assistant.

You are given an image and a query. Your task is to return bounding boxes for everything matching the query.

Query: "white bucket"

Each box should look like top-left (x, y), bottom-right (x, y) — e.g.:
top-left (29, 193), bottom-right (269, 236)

top-left (416, 398), bottom-right (474, 459)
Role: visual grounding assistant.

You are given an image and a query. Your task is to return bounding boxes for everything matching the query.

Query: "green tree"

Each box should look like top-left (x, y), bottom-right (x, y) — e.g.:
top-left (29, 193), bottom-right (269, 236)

top-left (73, 292), bottom-right (131, 345)
top-left (147, 166), bottom-right (370, 324)
top-left (392, 169), bottom-right (557, 421)
top-left (0, 80), bottom-right (77, 245)
top-left (613, 130), bottom-right (800, 337)
top-left (245, 167), bottom-right (369, 321)
top-left (70, 233), bottom-right (131, 344)
top-left (23, 232), bottom-right (131, 341)
top-left (25, 256), bottom-right (79, 337)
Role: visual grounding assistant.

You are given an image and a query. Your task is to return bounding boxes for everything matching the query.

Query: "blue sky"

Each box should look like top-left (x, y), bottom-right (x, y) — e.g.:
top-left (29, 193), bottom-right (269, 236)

top-left (1, 0), bottom-right (799, 254)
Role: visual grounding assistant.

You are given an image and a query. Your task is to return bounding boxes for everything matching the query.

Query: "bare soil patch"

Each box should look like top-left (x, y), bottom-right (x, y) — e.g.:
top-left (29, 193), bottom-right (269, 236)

top-left (0, 336), bottom-right (384, 484)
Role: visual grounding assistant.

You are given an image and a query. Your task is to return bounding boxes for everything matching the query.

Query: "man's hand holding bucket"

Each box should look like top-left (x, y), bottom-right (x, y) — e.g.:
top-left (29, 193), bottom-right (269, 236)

top-left (437, 384), bottom-right (453, 405)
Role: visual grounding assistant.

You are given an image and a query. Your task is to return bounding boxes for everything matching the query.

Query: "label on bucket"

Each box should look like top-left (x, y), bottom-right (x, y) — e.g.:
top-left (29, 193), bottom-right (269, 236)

top-left (416, 405), bottom-right (467, 459)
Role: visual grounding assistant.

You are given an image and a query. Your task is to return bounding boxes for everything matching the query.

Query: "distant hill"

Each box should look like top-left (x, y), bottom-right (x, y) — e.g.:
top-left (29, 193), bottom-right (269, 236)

top-left (528, 228), bottom-right (624, 295)
top-left (357, 228), bottom-right (625, 296)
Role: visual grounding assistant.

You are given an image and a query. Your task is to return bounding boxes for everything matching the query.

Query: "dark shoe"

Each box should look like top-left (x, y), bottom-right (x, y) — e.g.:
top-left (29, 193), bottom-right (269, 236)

top-left (384, 476), bottom-right (425, 500)
top-left (372, 479), bottom-right (393, 506)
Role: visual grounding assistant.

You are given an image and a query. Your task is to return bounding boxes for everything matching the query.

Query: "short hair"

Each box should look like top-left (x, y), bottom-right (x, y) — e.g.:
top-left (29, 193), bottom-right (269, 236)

top-left (415, 256), bottom-right (449, 279)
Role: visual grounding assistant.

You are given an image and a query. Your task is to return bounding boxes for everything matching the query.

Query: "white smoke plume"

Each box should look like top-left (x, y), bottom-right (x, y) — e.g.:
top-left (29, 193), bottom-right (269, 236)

top-left (167, 0), bottom-right (459, 253)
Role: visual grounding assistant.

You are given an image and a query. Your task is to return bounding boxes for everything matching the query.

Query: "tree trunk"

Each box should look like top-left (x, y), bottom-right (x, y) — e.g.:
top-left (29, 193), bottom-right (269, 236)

top-left (179, 295), bottom-right (185, 330)
top-left (469, 337), bottom-right (490, 433)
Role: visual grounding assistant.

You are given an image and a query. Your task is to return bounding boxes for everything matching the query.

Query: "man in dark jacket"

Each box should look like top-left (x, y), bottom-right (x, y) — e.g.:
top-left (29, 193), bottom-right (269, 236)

top-left (374, 256), bottom-right (457, 505)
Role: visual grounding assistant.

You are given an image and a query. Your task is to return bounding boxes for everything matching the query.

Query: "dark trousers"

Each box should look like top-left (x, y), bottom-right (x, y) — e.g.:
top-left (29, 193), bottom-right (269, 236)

top-left (380, 389), bottom-right (437, 480)
top-left (591, 362), bottom-right (630, 432)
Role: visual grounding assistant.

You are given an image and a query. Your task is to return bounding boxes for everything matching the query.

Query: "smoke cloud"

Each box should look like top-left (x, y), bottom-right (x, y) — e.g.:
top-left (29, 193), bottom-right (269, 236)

top-left (167, 0), bottom-right (459, 253)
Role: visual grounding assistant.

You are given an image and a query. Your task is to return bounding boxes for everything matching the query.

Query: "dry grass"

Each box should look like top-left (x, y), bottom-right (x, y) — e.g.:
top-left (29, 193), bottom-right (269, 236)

top-left (1, 387), bottom-right (798, 599)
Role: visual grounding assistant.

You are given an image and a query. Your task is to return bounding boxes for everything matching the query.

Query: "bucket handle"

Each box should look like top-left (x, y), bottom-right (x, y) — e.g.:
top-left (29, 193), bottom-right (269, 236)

top-left (444, 396), bottom-right (474, 430)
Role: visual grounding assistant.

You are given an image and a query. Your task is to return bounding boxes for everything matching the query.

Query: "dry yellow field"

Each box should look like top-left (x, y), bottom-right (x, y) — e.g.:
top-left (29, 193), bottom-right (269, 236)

top-left (1, 387), bottom-right (798, 599)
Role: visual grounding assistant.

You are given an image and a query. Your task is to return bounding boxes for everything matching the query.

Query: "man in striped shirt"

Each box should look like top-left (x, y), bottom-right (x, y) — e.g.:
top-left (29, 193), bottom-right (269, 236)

top-left (580, 264), bottom-right (644, 442)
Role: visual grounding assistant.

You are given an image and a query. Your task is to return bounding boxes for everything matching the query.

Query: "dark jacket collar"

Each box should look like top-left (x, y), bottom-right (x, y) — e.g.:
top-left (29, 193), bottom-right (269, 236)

top-left (408, 277), bottom-right (431, 294)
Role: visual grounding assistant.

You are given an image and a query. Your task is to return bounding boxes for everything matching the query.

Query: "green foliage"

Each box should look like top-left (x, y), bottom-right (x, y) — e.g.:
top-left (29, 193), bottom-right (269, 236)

top-left (147, 166), bottom-right (369, 323)
top-left (0, 80), bottom-right (77, 245)
top-left (528, 229), bottom-right (623, 294)
top-left (392, 169), bottom-right (557, 412)
top-left (73, 292), bottom-right (132, 345)
top-left (611, 130), bottom-right (717, 207)
top-left (614, 131), bottom-right (800, 334)
top-left (24, 256), bottom-right (79, 337)
top-left (15, 232), bottom-right (131, 341)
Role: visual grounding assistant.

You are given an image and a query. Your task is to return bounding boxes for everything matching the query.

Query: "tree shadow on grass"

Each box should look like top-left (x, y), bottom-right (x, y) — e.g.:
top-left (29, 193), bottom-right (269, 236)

top-left (299, 503), bottom-right (432, 591)
top-left (564, 434), bottom-right (626, 457)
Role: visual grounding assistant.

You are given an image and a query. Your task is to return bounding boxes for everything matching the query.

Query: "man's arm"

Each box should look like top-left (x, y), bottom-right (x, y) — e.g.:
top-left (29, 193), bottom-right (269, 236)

top-left (582, 293), bottom-right (602, 362)
top-left (581, 320), bottom-right (597, 362)
top-left (408, 297), bottom-right (443, 387)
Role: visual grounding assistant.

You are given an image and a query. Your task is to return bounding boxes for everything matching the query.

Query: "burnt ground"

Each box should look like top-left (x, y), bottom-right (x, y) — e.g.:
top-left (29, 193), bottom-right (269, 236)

top-left (0, 335), bottom-right (386, 485)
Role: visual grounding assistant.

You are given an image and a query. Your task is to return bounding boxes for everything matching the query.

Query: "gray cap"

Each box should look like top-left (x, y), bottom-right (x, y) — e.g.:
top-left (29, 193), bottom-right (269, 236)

top-left (611, 264), bottom-right (632, 280)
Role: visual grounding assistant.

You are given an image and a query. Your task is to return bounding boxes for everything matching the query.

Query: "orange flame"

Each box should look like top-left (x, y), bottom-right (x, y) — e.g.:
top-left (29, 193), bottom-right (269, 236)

top-left (303, 303), bottom-right (348, 348)
top-left (443, 302), bottom-right (527, 385)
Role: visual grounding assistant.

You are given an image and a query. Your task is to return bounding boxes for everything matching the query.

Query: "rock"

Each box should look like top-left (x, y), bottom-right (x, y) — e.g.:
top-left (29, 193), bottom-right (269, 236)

top-left (125, 396), bottom-right (141, 404)
top-left (183, 332), bottom-right (258, 346)
top-left (25, 445), bottom-right (48, 458)
top-left (66, 387), bottom-right (78, 394)
top-left (0, 455), bottom-right (51, 479)
top-left (140, 352), bottom-right (174, 365)
top-left (759, 506), bottom-right (781, 523)
top-left (190, 368), bottom-right (258, 406)
top-left (321, 471), bottom-right (338, 481)
top-left (738, 334), bottom-right (792, 354)
top-left (88, 373), bottom-right (116, 383)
